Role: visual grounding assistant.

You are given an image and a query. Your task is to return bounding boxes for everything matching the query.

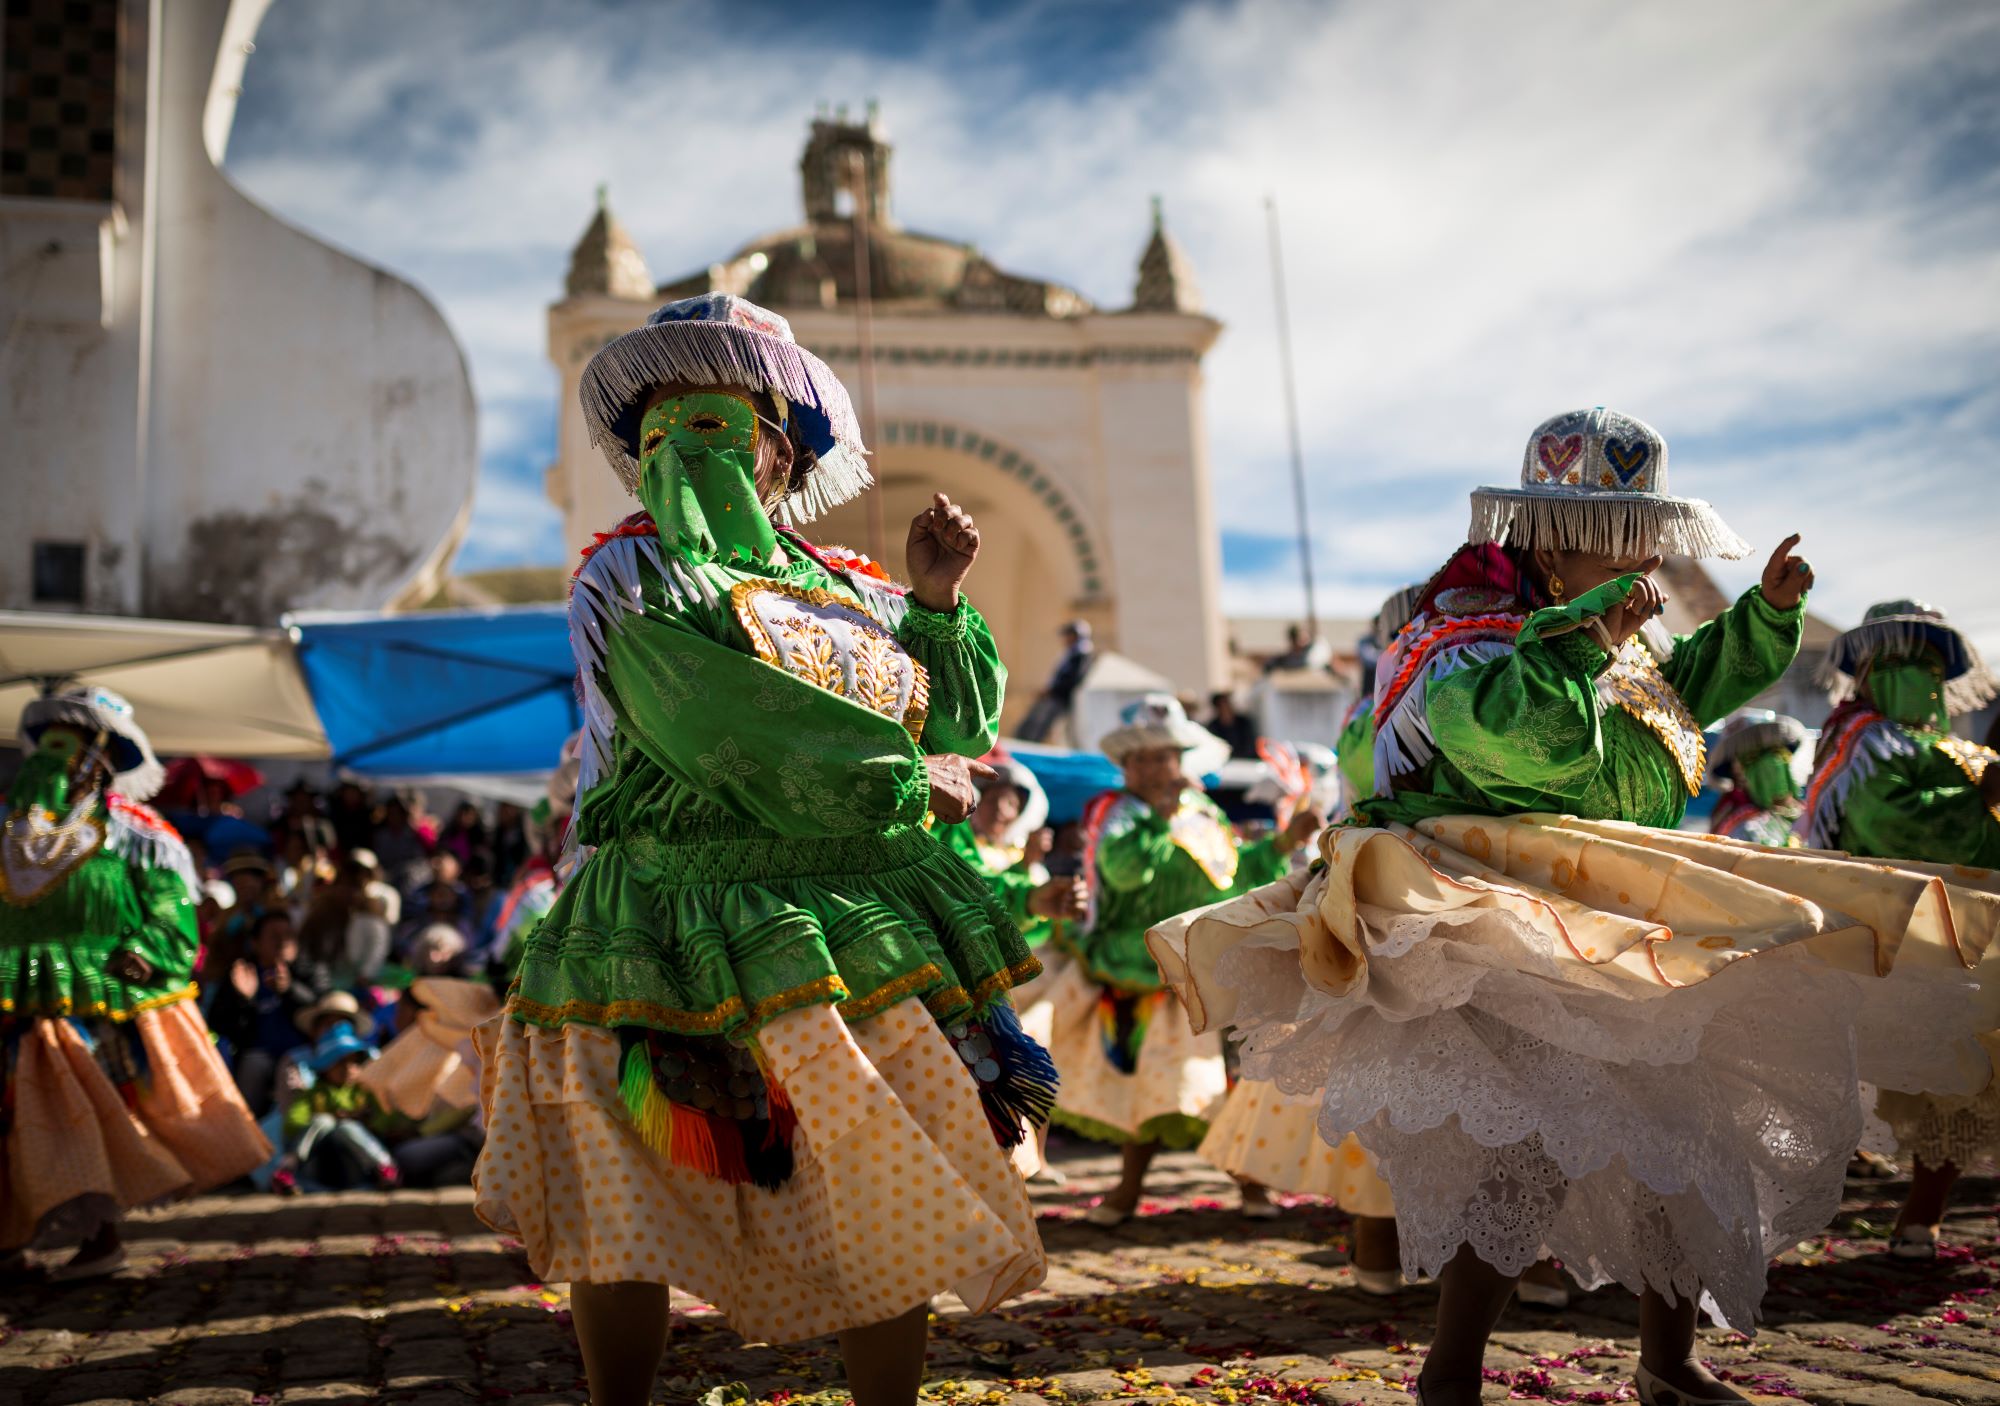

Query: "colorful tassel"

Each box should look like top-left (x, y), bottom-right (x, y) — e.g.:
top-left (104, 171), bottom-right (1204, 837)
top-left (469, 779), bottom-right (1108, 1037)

top-left (615, 1029), bottom-right (795, 1190)
top-left (948, 999), bottom-right (1061, 1149)
top-left (1095, 990), bottom-right (1153, 1075)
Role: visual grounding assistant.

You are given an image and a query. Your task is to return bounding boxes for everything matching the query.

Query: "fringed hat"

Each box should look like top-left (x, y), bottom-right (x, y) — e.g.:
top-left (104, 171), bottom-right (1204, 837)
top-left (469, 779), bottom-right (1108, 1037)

top-left (579, 292), bottom-right (870, 523)
top-left (1098, 693), bottom-right (1231, 777)
top-left (1820, 599), bottom-right (1997, 715)
top-left (1707, 708), bottom-right (1809, 782)
top-left (1374, 583), bottom-right (1425, 646)
top-left (20, 684), bottom-right (165, 802)
top-left (1469, 407), bottom-right (1750, 561)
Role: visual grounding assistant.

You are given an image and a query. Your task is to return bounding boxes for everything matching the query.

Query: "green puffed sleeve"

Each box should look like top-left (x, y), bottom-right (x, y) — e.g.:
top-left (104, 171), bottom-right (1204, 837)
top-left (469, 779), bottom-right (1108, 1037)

top-left (1841, 747), bottom-right (2000, 868)
top-left (1096, 808), bottom-right (1184, 894)
top-left (121, 860), bottom-right (198, 988)
top-left (1336, 708), bottom-right (1375, 805)
top-left (1424, 577), bottom-right (1633, 807)
top-left (600, 603), bottom-right (931, 838)
top-left (1658, 586), bottom-right (1803, 728)
top-left (1232, 837), bottom-right (1289, 894)
top-left (938, 820), bottom-right (1036, 925)
top-left (896, 599), bottom-right (1007, 758)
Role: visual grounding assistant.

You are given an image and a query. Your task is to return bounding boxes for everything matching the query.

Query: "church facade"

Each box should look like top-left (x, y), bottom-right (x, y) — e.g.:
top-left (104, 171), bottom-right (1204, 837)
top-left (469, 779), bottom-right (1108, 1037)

top-left (544, 113), bottom-right (1231, 720)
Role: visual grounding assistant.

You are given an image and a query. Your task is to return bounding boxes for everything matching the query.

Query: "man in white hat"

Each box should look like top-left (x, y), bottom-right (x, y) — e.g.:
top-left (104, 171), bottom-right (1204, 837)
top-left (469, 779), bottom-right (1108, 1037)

top-left (1, 686), bottom-right (269, 1279)
top-left (1040, 693), bottom-right (1321, 1224)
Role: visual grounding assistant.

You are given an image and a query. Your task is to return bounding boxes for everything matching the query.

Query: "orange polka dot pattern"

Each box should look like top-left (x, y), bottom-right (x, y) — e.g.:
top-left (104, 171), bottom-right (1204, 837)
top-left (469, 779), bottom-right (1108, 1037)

top-left (1038, 961), bottom-right (1226, 1138)
top-left (1200, 1078), bottom-right (1395, 1216)
top-left (1, 1002), bottom-right (273, 1247)
top-left (472, 997), bottom-right (1046, 1344)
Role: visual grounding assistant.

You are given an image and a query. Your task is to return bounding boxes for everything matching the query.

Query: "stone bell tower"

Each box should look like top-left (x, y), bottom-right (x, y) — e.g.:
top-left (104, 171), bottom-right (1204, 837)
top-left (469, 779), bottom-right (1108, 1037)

top-left (799, 105), bottom-right (893, 227)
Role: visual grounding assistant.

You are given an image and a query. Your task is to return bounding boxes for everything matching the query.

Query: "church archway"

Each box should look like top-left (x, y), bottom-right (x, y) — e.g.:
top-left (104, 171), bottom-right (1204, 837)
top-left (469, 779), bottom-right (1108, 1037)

top-left (806, 421), bottom-right (1109, 730)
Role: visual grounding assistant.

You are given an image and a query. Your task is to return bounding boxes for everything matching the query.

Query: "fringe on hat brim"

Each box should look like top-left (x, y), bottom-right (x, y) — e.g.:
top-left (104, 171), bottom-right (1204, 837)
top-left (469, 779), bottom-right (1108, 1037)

top-left (1469, 488), bottom-right (1750, 561)
top-left (1099, 722), bottom-right (1232, 779)
top-left (1816, 619), bottom-right (1998, 716)
top-left (579, 320), bottom-right (871, 523)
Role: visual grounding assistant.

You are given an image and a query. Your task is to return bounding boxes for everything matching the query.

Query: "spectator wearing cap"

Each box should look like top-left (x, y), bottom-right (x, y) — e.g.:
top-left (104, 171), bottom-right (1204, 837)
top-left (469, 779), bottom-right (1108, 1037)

top-left (277, 1024), bottom-right (400, 1192)
top-left (347, 848), bottom-right (403, 928)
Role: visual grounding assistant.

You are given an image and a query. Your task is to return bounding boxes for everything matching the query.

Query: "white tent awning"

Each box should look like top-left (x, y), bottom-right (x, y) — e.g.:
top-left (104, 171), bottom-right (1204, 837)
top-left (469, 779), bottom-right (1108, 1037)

top-left (0, 610), bottom-right (329, 759)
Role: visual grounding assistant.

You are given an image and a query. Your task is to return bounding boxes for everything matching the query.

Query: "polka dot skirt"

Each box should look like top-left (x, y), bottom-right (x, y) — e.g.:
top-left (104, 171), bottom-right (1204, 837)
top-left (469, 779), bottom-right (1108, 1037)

top-left (473, 997), bottom-right (1046, 1344)
top-left (1201, 1078), bottom-right (1395, 1216)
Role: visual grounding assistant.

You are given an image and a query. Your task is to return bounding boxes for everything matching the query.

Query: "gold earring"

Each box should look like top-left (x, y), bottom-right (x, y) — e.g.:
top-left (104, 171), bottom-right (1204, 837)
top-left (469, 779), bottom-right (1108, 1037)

top-left (1549, 572), bottom-right (1566, 603)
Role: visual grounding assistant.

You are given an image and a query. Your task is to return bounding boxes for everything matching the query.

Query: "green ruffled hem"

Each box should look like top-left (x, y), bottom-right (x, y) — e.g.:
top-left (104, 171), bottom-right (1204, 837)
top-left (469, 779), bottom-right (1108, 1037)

top-left (0, 940), bottom-right (192, 1020)
top-left (1050, 1107), bottom-right (1208, 1151)
top-left (508, 822), bottom-right (1040, 1040)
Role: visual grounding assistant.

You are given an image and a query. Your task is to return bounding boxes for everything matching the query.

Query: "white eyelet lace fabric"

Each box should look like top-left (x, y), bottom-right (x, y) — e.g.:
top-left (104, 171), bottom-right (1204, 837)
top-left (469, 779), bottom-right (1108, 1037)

top-left (1206, 880), bottom-right (1992, 1332)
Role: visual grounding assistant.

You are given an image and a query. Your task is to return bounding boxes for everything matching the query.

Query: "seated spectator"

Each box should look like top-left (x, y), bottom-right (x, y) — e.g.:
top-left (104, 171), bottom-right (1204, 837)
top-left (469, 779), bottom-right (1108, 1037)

top-left (398, 879), bottom-right (471, 955)
top-left (463, 854), bottom-right (502, 957)
top-left (209, 909), bottom-right (318, 1116)
top-left (1208, 691), bottom-right (1261, 759)
top-left (349, 848), bottom-right (402, 928)
top-left (328, 780), bottom-right (375, 856)
top-left (409, 922), bottom-right (470, 978)
top-left (218, 851), bottom-right (278, 954)
top-left (491, 802), bottom-right (529, 887)
top-left (437, 801), bottom-right (490, 871)
top-left (372, 795), bottom-right (431, 891)
top-left (298, 868), bottom-right (392, 993)
top-left (277, 1024), bottom-right (401, 1192)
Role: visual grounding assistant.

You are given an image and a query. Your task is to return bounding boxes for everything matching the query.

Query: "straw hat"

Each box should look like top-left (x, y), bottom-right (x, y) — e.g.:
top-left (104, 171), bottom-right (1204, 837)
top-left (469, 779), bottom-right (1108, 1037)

top-left (1469, 407), bottom-right (1749, 562)
top-left (578, 293), bottom-right (869, 523)
top-left (1098, 694), bottom-right (1231, 778)
top-left (1819, 599), bottom-right (1997, 716)
top-left (20, 685), bottom-right (165, 802)
top-left (295, 990), bottom-right (377, 1039)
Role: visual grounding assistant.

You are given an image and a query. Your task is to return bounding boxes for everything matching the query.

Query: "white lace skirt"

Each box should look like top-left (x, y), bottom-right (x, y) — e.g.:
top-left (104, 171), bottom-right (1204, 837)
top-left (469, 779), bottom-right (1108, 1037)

top-left (1148, 815), bottom-right (2000, 1330)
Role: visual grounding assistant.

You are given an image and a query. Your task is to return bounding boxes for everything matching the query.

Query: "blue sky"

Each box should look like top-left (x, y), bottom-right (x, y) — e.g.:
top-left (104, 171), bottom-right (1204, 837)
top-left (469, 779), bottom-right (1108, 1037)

top-left (227, 0), bottom-right (2000, 650)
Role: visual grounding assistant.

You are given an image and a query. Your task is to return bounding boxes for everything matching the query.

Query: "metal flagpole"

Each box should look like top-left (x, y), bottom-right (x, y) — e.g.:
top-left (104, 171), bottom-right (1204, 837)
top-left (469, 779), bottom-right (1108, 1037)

top-left (1264, 195), bottom-right (1318, 638)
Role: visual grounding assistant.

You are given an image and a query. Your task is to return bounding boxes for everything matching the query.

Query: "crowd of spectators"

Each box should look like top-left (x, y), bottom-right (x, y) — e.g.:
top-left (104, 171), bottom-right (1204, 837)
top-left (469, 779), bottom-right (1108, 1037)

top-left (169, 779), bottom-right (554, 1196)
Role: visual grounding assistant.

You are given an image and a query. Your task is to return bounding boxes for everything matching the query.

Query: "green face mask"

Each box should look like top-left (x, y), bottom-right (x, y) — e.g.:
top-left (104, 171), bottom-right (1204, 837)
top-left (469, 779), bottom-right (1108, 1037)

top-left (10, 729), bottom-right (84, 816)
top-left (636, 391), bottom-right (780, 565)
top-left (1739, 748), bottom-right (1797, 810)
top-left (1868, 656), bottom-right (1949, 732)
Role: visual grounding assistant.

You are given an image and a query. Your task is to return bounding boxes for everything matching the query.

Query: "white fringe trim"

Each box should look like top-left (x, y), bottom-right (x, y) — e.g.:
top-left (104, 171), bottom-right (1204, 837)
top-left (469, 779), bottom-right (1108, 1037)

top-left (1371, 637), bottom-right (1515, 787)
top-left (1816, 621), bottom-right (1998, 717)
top-left (1469, 489), bottom-right (1750, 561)
top-left (105, 798), bottom-right (199, 899)
top-left (1798, 715), bottom-right (1919, 849)
top-left (579, 321), bottom-right (871, 523)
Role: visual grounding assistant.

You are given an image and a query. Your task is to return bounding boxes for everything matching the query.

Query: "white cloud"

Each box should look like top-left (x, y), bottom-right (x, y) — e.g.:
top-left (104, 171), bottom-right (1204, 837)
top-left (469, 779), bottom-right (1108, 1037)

top-left (227, 0), bottom-right (2000, 653)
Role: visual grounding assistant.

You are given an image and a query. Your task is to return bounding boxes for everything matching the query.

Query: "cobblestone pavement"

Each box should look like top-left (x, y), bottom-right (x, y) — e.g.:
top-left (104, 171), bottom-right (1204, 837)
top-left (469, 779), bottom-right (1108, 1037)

top-left (3, 1144), bottom-right (1998, 1406)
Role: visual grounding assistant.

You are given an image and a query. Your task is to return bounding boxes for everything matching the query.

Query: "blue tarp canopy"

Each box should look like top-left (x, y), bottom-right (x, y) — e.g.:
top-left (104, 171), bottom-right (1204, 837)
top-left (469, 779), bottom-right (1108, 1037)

top-left (287, 606), bottom-right (579, 776)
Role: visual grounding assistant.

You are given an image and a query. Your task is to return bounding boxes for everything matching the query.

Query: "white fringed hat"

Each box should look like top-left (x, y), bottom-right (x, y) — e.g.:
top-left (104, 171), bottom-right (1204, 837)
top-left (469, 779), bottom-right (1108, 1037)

top-left (1098, 693), bottom-right (1231, 777)
top-left (19, 684), bottom-right (165, 802)
top-left (1707, 708), bottom-right (1808, 782)
top-left (976, 750), bottom-right (1051, 851)
top-left (1470, 407), bottom-right (1750, 561)
top-left (579, 292), bottom-right (870, 523)
top-left (1374, 583), bottom-right (1425, 645)
top-left (1820, 599), bottom-right (1997, 716)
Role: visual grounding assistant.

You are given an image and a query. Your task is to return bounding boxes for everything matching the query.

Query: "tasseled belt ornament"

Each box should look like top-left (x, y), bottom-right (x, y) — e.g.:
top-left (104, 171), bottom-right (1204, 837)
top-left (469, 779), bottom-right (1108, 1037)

top-left (613, 997), bottom-right (1060, 1189)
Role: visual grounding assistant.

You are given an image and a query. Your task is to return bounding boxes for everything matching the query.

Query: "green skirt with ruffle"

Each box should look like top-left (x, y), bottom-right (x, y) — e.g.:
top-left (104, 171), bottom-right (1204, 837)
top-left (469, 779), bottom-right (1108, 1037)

top-left (508, 821), bottom-right (1042, 1042)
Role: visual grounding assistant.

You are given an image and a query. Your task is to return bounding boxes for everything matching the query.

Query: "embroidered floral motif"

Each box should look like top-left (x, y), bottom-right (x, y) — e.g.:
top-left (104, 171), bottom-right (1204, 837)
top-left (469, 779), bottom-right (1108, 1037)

top-left (696, 737), bottom-right (759, 789)
top-left (752, 679), bottom-right (810, 712)
top-left (1598, 641), bottom-right (1706, 796)
top-left (642, 649), bottom-right (709, 723)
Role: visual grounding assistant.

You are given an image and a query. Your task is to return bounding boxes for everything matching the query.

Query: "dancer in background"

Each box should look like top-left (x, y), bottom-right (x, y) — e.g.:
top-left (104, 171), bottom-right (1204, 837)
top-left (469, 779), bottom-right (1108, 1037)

top-left (1, 687), bottom-right (269, 1280)
top-left (938, 753), bottom-right (1087, 1182)
top-left (474, 295), bottom-right (1052, 1406)
top-left (1151, 408), bottom-right (1999, 1406)
top-left (1706, 709), bottom-right (1808, 846)
top-left (1041, 694), bottom-right (1319, 1225)
top-left (1800, 599), bottom-right (2000, 1261)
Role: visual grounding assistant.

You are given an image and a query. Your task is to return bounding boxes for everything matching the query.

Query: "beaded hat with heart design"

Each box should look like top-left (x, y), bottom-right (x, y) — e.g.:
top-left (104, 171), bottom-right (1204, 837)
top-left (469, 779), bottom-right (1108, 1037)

top-left (1469, 407), bottom-right (1749, 560)
top-left (1818, 599), bottom-right (1997, 716)
top-left (578, 292), bottom-right (870, 524)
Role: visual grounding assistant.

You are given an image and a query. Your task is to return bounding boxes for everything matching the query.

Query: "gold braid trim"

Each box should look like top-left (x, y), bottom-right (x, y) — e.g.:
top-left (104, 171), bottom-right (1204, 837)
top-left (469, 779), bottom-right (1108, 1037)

top-left (1, 983), bottom-right (197, 1022)
top-left (833, 963), bottom-right (944, 1023)
top-left (506, 964), bottom-right (965, 1034)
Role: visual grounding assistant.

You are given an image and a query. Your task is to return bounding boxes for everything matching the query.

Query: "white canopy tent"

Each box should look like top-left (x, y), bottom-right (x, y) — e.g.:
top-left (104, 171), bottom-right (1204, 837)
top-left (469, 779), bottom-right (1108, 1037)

top-left (0, 611), bottom-right (329, 759)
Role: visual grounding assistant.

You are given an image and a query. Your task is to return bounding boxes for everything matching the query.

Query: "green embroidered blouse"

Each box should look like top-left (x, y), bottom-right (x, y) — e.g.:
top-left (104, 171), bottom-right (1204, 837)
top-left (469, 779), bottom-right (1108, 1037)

top-left (508, 541), bottom-right (1039, 1042)
top-left (0, 798), bottom-right (200, 1020)
top-left (937, 821), bottom-right (1054, 949)
top-left (1835, 733), bottom-right (2000, 869)
top-left (1366, 581), bottom-right (1804, 830)
top-left (1080, 790), bottom-right (1289, 994)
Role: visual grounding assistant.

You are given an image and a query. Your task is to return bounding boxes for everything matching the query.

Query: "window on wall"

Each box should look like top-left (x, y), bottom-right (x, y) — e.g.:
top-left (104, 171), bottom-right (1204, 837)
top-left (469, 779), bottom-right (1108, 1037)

top-left (1, 0), bottom-right (119, 202)
top-left (32, 540), bottom-right (84, 604)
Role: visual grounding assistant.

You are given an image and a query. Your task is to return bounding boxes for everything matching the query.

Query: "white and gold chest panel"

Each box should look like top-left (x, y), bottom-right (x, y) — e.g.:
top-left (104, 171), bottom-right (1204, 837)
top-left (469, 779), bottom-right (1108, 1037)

top-left (1597, 641), bottom-right (1707, 797)
top-left (730, 579), bottom-right (929, 740)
